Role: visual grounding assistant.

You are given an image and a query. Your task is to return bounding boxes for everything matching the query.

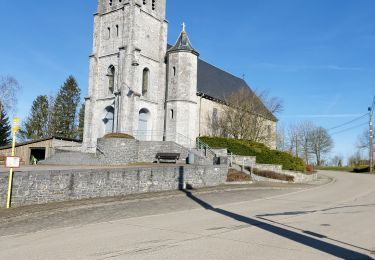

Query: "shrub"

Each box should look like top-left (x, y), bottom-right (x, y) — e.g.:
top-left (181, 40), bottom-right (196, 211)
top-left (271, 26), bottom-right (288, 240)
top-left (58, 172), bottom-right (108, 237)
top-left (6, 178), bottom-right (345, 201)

top-left (227, 169), bottom-right (252, 182)
top-left (353, 166), bottom-right (370, 173)
top-left (103, 133), bottom-right (135, 139)
top-left (200, 136), bottom-right (305, 171)
top-left (253, 169), bottom-right (294, 182)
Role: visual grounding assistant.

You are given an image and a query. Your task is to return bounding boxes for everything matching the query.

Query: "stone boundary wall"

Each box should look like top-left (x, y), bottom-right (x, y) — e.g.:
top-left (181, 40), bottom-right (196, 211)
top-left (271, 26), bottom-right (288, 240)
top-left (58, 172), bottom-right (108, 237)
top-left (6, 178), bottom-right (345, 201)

top-left (0, 164), bottom-right (228, 208)
top-left (97, 139), bottom-right (190, 165)
top-left (251, 171), bottom-right (318, 184)
top-left (282, 171), bottom-right (318, 184)
top-left (251, 173), bottom-right (289, 184)
top-left (231, 155), bottom-right (257, 167)
top-left (254, 164), bottom-right (283, 173)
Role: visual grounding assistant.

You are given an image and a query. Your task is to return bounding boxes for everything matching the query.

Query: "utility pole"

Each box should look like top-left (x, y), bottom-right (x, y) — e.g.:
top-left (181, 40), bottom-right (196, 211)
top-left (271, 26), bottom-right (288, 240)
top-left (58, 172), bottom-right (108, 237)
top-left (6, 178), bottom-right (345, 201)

top-left (369, 107), bottom-right (374, 173)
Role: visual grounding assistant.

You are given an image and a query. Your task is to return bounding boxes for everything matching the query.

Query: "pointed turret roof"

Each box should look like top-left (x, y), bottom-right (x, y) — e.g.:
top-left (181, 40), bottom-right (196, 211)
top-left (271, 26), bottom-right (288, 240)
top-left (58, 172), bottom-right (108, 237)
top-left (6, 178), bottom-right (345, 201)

top-left (168, 23), bottom-right (199, 56)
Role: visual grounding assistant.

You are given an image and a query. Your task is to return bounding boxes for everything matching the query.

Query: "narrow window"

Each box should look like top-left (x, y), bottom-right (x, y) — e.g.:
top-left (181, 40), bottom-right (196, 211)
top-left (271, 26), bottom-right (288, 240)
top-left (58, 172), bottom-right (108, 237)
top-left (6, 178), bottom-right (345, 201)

top-left (107, 27), bottom-right (111, 39)
top-left (109, 0), bottom-right (113, 6)
top-left (212, 108), bottom-right (218, 125)
top-left (170, 109), bottom-right (174, 119)
top-left (173, 66), bottom-right (176, 76)
top-left (142, 68), bottom-right (149, 96)
top-left (107, 65), bottom-right (115, 94)
top-left (116, 25), bottom-right (119, 37)
top-left (152, 0), bottom-right (156, 10)
top-left (143, 0), bottom-right (146, 5)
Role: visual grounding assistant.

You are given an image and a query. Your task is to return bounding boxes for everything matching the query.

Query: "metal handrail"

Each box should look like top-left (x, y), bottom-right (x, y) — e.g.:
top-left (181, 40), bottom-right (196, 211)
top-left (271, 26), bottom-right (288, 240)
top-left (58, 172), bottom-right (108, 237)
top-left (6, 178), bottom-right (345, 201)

top-left (196, 138), bottom-right (217, 158)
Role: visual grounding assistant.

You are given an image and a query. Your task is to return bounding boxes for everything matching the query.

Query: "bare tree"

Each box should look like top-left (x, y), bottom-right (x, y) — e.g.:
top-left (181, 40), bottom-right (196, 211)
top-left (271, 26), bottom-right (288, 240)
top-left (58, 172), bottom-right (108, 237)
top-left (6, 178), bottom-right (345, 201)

top-left (286, 123), bottom-right (300, 157)
top-left (257, 89), bottom-right (284, 115)
top-left (348, 150), bottom-right (366, 166)
top-left (357, 129), bottom-right (372, 150)
top-left (331, 155), bottom-right (343, 167)
top-left (0, 75), bottom-right (21, 115)
top-left (215, 87), bottom-right (278, 144)
top-left (297, 121), bottom-right (315, 165)
top-left (308, 127), bottom-right (333, 166)
top-left (276, 125), bottom-right (289, 151)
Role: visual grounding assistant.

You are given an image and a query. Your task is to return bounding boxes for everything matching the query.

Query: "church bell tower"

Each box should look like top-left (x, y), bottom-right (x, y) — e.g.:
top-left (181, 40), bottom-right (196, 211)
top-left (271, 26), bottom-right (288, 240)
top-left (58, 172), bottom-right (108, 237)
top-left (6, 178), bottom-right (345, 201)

top-left (83, 0), bottom-right (168, 152)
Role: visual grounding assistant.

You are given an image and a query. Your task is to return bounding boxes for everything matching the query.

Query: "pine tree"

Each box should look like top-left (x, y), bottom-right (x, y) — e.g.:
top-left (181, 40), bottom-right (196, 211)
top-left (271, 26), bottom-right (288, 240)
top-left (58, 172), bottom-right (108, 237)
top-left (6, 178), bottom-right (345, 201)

top-left (78, 103), bottom-right (85, 140)
top-left (0, 102), bottom-right (11, 146)
top-left (19, 95), bottom-right (50, 141)
top-left (50, 76), bottom-right (81, 138)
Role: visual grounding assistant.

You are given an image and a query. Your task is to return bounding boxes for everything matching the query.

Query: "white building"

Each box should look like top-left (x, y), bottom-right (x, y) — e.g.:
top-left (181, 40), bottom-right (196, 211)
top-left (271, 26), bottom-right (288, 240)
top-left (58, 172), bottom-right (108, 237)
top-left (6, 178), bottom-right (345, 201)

top-left (82, 0), bottom-right (277, 152)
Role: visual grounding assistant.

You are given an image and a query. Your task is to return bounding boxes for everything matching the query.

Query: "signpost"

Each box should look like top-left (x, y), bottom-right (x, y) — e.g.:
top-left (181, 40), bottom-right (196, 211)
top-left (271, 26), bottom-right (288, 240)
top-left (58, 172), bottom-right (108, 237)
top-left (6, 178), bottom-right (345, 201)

top-left (6, 117), bottom-right (20, 209)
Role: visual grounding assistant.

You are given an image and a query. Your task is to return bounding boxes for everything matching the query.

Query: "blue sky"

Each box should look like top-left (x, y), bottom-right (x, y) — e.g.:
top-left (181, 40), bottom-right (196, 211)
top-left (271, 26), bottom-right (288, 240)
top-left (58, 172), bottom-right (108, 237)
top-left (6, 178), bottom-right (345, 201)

top-left (0, 0), bottom-right (374, 162)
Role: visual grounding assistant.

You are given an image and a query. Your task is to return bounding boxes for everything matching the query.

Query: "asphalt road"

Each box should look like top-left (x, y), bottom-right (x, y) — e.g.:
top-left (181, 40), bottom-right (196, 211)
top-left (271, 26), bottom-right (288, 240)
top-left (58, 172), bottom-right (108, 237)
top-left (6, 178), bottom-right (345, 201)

top-left (0, 171), bottom-right (374, 259)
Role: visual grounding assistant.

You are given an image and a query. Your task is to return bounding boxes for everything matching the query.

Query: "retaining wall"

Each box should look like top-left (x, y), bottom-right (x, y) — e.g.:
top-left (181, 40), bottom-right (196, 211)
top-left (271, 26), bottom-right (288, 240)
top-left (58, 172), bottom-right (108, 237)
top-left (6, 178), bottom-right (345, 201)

top-left (0, 164), bottom-right (228, 208)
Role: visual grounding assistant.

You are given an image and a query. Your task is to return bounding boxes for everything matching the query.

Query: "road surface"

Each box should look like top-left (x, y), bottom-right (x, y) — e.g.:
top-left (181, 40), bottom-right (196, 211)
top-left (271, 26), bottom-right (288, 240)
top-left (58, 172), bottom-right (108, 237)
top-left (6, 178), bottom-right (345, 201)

top-left (0, 171), bottom-right (374, 259)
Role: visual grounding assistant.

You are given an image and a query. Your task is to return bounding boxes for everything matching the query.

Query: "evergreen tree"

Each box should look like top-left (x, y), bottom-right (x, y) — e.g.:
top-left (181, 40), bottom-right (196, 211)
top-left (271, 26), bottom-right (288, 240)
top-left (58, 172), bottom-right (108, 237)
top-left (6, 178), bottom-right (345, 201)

top-left (0, 102), bottom-right (11, 146)
top-left (19, 95), bottom-right (50, 141)
top-left (78, 103), bottom-right (85, 140)
top-left (50, 76), bottom-right (81, 138)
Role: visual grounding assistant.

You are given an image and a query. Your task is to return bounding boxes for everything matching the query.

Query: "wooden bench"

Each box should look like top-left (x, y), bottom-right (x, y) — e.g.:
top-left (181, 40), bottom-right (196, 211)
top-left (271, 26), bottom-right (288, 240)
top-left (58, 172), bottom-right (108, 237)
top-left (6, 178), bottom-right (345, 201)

top-left (155, 153), bottom-right (180, 164)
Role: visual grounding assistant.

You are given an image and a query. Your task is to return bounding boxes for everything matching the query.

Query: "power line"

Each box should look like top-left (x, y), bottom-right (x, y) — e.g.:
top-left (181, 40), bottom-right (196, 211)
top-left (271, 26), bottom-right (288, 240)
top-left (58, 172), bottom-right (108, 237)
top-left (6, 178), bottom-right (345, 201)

top-left (327, 113), bottom-right (369, 131)
top-left (330, 122), bottom-right (368, 136)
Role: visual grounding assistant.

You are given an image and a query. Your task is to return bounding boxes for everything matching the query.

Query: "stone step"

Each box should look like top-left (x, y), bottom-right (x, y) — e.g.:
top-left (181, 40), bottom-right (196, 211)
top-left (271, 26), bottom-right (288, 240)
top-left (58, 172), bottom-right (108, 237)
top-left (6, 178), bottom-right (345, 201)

top-left (40, 150), bottom-right (100, 166)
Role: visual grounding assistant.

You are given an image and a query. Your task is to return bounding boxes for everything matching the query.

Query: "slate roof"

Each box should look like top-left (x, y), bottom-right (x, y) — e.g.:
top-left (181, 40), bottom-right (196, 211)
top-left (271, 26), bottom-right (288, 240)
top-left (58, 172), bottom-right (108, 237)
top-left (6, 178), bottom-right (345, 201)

top-left (166, 44), bottom-right (277, 122)
top-left (197, 60), bottom-right (277, 122)
top-left (168, 31), bottom-right (199, 56)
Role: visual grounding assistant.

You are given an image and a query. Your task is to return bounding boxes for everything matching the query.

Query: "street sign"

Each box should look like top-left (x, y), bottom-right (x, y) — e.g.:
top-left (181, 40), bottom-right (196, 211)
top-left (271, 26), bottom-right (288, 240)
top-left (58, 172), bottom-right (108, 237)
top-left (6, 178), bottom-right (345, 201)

top-left (5, 157), bottom-right (20, 168)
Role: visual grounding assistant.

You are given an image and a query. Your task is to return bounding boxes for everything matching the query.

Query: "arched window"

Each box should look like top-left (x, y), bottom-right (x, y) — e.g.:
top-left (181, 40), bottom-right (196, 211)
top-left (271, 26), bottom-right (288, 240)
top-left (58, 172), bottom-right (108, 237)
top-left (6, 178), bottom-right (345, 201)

top-left (143, 0), bottom-right (147, 5)
top-left (109, 0), bottom-right (113, 6)
top-left (173, 66), bottom-right (176, 77)
top-left (107, 27), bottom-right (111, 39)
top-left (142, 68), bottom-right (149, 96)
top-left (152, 0), bottom-right (156, 10)
top-left (103, 106), bottom-right (115, 134)
top-left (107, 65), bottom-right (115, 94)
top-left (138, 108), bottom-right (150, 140)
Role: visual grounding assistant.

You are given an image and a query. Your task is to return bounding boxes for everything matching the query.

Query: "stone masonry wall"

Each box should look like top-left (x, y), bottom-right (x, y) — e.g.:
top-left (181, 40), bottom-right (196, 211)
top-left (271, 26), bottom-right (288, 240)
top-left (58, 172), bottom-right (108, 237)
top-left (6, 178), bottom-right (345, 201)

top-left (96, 138), bottom-right (190, 165)
top-left (0, 164), bottom-right (228, 208)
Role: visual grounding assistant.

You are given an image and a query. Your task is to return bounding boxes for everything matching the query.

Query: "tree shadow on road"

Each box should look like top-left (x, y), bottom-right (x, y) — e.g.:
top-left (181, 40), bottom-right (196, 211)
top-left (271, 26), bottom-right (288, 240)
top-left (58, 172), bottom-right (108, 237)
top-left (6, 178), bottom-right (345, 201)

top-left (181, 189), bottom-right (372, 259)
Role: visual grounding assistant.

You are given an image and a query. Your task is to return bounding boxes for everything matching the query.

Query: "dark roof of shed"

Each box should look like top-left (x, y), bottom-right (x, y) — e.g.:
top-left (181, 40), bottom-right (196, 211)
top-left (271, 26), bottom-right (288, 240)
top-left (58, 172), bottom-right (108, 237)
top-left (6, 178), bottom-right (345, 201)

top-left (0, 136), bottom-right (82, 150)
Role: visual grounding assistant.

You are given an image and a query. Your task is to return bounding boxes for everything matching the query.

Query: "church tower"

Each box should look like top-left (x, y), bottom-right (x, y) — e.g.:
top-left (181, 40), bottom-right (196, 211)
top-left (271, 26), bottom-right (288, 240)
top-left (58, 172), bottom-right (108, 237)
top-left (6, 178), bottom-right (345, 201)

top-left (165, 25), bottom-right (199, 147)
top-left (83, 0), bottom-right (168, 152)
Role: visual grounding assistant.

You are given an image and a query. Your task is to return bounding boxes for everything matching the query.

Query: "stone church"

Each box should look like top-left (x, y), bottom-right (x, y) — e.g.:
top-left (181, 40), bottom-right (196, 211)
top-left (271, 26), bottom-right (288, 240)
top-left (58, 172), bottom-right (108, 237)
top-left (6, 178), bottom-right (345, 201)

top-left (82, 0), bottom-right (277, 152)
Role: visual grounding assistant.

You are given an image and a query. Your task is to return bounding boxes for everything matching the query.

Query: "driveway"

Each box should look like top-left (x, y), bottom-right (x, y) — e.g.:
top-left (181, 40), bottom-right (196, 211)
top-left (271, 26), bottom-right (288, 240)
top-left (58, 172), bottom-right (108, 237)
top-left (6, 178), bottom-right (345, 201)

top-left (0, 171), bottom-right (374, 259)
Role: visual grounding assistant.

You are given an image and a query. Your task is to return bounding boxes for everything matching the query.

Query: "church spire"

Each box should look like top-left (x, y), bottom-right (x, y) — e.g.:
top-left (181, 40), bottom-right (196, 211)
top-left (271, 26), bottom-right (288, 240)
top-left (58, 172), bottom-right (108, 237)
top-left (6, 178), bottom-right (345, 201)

top-left (168, 22), bottom-right (199, 56)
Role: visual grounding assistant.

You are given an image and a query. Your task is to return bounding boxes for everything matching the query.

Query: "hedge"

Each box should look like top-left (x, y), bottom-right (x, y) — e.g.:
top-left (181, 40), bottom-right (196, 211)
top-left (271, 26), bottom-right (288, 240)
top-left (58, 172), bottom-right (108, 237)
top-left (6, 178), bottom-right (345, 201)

top-left (200, 136), bottom-right (305, 172)
top-left (103, 133), bottom-right (135, 139)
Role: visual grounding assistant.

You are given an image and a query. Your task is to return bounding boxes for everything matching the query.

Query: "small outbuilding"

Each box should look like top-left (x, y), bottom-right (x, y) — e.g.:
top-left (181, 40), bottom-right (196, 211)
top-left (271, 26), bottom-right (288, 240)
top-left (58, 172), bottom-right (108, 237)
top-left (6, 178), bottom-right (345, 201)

top-left (0, 137), bottom-right (82, 165)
